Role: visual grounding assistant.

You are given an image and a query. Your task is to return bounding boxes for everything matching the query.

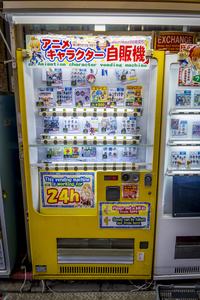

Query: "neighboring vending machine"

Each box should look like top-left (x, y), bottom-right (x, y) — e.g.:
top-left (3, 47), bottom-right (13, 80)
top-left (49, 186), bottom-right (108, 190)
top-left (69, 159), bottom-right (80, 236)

top-left (154, 44), bottom-right (200, 279)
top-left (17, 34), bottom-right (164, 279)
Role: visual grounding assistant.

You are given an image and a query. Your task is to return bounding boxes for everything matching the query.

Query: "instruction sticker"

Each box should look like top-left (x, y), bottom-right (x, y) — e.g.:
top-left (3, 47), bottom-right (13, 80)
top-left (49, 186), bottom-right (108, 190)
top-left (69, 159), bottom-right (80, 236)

top-left (99, 202), bottom-right (150, 229)
top-left (122, 183), bottom-right (139, 199)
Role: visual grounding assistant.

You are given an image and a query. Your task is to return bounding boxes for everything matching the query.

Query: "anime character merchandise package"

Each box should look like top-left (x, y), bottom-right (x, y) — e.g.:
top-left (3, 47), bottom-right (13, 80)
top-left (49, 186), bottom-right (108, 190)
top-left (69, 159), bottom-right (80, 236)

top-left (74, 87), bottom-right (90, 107)
top-left (44, 117), bottom-right (59, 133)
top-left (100, 117), bottom-right (117, 135)
top-left (125, 85), bottom-right (143, 107)
top-left (171, 118), bottom-right (188, 137)
top-left (37, 87), bottom-right (54, 107)
top-left (175, 90), bottom-right (191, 107)
top-left (56, 87), bottom-right (73, 106)
top-left (171, 151), bottom-right (187, 168)
top-left (46, 68), bottom-right (62, 86)
top-left (91, 86), bottom-right (108, 107)
top-left (192, 121), bottom-right (200, 138)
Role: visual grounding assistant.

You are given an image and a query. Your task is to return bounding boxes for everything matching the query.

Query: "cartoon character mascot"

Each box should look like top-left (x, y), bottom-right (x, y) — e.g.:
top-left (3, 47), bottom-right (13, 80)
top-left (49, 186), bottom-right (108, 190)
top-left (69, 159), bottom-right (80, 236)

top-left (29, 36), bottom-right (43, 65)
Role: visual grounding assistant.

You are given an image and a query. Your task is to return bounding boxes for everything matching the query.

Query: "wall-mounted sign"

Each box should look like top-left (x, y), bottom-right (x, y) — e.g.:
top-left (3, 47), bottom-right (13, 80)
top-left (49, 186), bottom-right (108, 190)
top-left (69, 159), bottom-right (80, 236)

top-left (26, 35), bottom-right (151, 68)
top-left (40, 171), bottom-right (95, 208)
top-left (155, 32), bottom-right (195, 52)
top-left (99, 202), bottom-right (150, 229)
top-left (178, 44), bottom-right (200, 86)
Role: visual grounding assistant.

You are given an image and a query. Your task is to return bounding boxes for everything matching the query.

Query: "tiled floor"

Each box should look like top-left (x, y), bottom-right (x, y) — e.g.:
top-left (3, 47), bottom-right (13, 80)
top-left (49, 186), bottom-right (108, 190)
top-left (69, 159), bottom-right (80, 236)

top-left (0, 281), bottom-right (157, 300)
top-left (1, 292), bottom-right (157, 300)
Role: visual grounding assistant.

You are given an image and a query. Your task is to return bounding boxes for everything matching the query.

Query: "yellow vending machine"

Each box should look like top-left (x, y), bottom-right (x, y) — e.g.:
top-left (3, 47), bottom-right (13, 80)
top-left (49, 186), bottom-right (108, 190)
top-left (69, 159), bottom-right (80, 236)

top-left (17, 34), bottom-right (164, 279)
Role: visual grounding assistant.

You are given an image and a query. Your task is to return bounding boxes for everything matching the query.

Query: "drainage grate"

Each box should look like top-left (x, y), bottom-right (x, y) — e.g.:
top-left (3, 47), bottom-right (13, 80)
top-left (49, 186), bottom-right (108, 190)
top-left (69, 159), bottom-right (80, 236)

top-left (60, 266), bottom-right (129, 275)
top-left (158, 286), bottom-right (200, 300)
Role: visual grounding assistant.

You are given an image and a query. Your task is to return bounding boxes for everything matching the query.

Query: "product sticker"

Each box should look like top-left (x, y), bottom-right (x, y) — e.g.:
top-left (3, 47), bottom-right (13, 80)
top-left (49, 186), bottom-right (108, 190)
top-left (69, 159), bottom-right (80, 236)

top-left (192, 122), bottom-right (200, 138)
top-left (194, 90), bottom-right (200, 107)
top-left (100, 117), bottom-right (117, 134)
top-left (178, 44), bottom-right (200, 86)
top-left (175, 90), bottom-right (191, 107)
top-left (102, 146), bottom-right (118, 160)
top-left (171, 119), bottom-right (188, 137)
top-left (46, 68), bottom-right (62, 86)
top-left (107, 87), bottom-right (125, 107)
top-left (62, 117), bottom-right (80, 133)
top-left (125, 85), bottom-right (143, 107)
top-left (71, 68), bottom-right (87, 86)
top-left (188, 151), bottom-right (200, 168)
top-left (99, 202), bottom-right (150, 229)
top-left (83, 117), bottom-right (99, 134)
top-left (37, 87), bottom-right (54, 107)
top-left (45, 147), bottom-right (63, 162)
top-left (91, 86), bottom-right (108, 107)
top-left (81, 146), bottom-right (97, 158)
top-left (171, 151), bottom-right (187, 168)
top-left (56, 87), bottom-right (72, 106)
top-left (63, 147), bottom-right (80, 159)
top-left (122, 184), bottom-right (139, 199)
top-left (44, 117), bottom-right (59, 133)
top-left (122, 146), bottom-right (137, 159)
top-left (74, 87), bottom-right (90, 107)
top-left (40, 171), bottom-right (95, 208)
top-left (121, 117), bottom-right (137, 134)
top-left (115, 69), bottom-right (137, 84)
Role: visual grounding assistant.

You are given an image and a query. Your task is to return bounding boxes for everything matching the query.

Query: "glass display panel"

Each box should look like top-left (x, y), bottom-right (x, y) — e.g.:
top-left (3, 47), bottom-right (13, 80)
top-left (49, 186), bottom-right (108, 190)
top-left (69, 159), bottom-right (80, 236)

top-left (22, 35), bottom-right (158, 211)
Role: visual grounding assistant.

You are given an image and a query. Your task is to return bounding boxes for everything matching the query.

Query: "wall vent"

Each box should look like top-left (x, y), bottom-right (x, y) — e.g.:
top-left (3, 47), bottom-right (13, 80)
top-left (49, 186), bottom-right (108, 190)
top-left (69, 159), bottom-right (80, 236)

top-left (59, 266), bottom-right (129, 275)
top-left (174, 266), bottom-right (200, 274)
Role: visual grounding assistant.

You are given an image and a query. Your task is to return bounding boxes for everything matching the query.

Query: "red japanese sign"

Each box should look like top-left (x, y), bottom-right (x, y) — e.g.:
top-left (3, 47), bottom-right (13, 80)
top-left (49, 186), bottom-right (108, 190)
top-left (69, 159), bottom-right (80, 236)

top-left (155, 32), bottom-right (195, 52)
top-left (26, 35), bottom-right (151, 68)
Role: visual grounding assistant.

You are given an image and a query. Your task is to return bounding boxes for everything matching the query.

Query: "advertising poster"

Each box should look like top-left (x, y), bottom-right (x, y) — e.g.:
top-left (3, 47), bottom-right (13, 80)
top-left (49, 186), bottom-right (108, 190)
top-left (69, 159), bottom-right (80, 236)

top-left (178, 44), bottom-right (200, 86)
top-left (26, 35), bottom-right (151, 69)
top-left (155, 32), bottom-right (195, 52)
top-left (100, 202), bottom-right (150, 229)
top-left (40, 171), bottom-right (95, 208)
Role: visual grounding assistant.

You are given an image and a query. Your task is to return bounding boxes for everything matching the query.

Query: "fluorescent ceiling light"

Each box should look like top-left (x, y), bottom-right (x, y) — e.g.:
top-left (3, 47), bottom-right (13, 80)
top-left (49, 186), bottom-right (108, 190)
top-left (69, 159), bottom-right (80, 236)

top-left (94, 24), bottom-right (106, 31)
top-left (5, 13), bottom-right (200, 26)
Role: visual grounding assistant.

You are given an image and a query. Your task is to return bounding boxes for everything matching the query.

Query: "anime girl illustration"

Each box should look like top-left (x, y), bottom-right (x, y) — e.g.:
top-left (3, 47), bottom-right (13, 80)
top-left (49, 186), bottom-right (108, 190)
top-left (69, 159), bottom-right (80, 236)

top-left (189, 45), bottom-right (200, 74)
top-left (96, 39), bottom-right (110, 52)
top-left (29, 36), bottom-right (43, 65)
top-left (80, 183), bottom-right (93, 206)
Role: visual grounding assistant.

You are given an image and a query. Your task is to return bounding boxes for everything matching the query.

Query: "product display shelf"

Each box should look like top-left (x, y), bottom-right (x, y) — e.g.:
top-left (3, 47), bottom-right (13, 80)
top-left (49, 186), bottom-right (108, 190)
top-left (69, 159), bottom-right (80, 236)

top-left (170, 108), bottom-right (200, 115)
top-left (38, 106), bottom-right (143, 117)
top-left (30, 161), bottom-right (152, 171)
top-left (39, 133), bottom-right (142, 145)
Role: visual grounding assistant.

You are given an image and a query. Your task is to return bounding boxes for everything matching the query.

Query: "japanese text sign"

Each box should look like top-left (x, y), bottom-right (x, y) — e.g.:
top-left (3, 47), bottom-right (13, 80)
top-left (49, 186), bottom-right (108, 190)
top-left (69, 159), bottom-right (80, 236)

top-left (99, 202), bottom-right (150, 229)
top-left (155, 32), bottom-right (195, 52)
top-left (26, 35), bottom-right (151, 68)
top-left (40, 171), bottom-right (95, 208)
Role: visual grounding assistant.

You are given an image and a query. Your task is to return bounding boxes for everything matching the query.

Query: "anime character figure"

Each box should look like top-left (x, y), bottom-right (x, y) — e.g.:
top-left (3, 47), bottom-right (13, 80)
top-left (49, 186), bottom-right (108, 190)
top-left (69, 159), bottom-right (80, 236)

top-left (29, 37), bottom-right (43, 65)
